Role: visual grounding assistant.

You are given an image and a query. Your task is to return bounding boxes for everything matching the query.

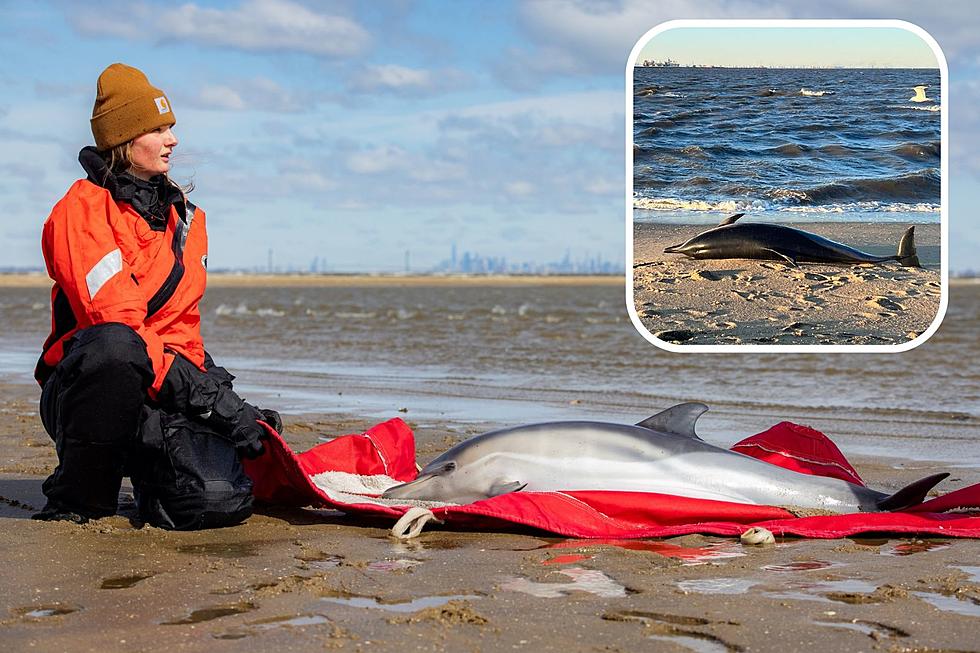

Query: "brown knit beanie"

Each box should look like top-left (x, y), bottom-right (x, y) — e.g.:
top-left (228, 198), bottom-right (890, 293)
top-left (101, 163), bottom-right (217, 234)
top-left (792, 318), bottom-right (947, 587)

top-left (91, 63), bottom-right (175, 151)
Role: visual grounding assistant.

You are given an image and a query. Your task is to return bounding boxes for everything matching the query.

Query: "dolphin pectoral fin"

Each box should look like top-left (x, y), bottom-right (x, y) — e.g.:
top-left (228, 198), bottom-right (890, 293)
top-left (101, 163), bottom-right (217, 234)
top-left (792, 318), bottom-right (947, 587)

top-left (636, 402), bottom-right (708, 439)
top-left (719, 213), bottom-right (745, 226)
top-left (762, 248), bottom-right (798, 267)
top-left (382, 475), bottom-right (433, 500)
top-left (488, 481), bottom-right (526, 497)
top-left (875, 472), bottom-right (949, 511)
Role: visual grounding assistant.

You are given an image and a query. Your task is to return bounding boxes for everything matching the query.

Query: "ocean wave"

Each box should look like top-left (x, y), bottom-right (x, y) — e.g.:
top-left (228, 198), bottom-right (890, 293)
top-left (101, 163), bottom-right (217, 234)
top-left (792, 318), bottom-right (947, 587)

top-left (891, 141), bottom-right (941, 160)
top-left (801, 169), bottom-right (940, 204)
top-left (769, 143), bottom-right (810, 156)
top-left (781, 201), bottom-right (939, 213)
top-left (800, 88), bottom-right (836, 97)
top-left (633, 196), bottom-right (939, 214)
top-left (900, 104), bottom-right (941, 112)
top-left (633, 198), bottom-right (746, 212)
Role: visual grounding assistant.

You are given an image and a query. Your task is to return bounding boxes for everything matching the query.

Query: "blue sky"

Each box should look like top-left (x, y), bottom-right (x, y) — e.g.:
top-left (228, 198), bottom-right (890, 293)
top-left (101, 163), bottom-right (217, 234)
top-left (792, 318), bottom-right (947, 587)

top-left (1, 1), bottom-right (978, 272)
top-left (639, 27), bottom-right (939, 68)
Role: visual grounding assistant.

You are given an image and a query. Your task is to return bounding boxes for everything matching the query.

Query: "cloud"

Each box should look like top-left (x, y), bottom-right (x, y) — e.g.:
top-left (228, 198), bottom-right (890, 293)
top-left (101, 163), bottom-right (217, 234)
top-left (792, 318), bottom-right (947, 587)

top-left (187, 77), bottom-right (310, 112)
top-left (347, 64), bottom-right (470, 97)
top-left (69, 0), bottom-right (371, 57)
top-left (498, 0), bottom-right (980, 88)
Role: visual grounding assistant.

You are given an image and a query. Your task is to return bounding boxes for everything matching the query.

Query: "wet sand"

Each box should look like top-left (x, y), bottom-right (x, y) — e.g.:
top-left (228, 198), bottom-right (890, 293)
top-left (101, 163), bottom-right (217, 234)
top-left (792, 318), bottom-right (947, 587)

top-left (633, 222), bottom-right (942, 346)
top-left (2, 379), bottom-right (979, 652)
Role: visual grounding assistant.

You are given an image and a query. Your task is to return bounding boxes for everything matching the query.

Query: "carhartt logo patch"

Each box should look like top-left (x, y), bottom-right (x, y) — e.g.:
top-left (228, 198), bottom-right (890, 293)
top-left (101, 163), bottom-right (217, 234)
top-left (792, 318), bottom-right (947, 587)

top-left (155, 96), bottom-right (170, 114)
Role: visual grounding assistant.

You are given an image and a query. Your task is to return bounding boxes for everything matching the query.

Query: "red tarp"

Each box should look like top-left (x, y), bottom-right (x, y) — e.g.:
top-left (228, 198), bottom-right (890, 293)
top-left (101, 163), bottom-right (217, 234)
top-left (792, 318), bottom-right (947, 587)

top-left (243, 418), bottom-right (980, 539)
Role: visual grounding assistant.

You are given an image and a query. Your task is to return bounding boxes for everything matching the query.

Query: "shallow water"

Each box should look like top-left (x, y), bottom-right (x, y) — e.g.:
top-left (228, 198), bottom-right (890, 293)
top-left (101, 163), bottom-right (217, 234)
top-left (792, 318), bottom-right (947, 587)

top-left (1, 282), bottom-right (976, 464)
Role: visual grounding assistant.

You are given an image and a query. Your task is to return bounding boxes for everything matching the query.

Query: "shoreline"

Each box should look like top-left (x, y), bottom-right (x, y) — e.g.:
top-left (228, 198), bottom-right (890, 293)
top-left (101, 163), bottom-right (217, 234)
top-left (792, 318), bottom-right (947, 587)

top-left (0, 273), bottom-right (625, 288)
top-left (633, 221), bottom-right (943, 346)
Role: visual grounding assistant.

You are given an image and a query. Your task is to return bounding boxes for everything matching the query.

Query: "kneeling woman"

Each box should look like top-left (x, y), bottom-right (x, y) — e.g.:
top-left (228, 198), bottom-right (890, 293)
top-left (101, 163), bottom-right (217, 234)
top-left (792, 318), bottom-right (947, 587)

top-left (34, 63), bottom-right (279, 529)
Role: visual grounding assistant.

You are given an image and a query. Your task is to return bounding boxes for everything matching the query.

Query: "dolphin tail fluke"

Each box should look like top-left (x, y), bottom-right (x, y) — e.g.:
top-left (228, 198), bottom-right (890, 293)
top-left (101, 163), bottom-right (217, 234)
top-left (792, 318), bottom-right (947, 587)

top-left (875, 472), bottom-right (948, 511)
top-left (897, 226), bottom-right (921, 267)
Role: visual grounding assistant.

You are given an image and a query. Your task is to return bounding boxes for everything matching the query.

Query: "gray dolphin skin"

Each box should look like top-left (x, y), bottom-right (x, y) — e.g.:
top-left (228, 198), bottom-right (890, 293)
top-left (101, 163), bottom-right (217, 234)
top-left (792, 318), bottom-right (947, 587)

top-left (382, 403), bottom-right (947, 512)
top-left (663, 214), bottom-right (921, 267)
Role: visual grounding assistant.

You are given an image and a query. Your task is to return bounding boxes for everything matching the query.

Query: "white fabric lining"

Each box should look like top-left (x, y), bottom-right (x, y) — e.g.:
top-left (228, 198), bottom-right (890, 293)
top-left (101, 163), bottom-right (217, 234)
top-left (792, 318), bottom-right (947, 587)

top-left (308, 471), bottom-right (457, 510)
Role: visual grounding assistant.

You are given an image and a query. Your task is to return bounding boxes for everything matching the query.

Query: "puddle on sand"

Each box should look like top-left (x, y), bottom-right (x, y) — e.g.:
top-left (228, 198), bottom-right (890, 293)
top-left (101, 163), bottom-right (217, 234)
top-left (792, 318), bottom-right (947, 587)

top-left (366, 559), bottom-right (422, 572)
top-left (175, 542), bottom-right (262, 558)
top-left (213, 614), bottom-right (334, 640)
top-left (253, 614), bottom-right (332, 629)
top-left (913, 592), bottom-right (980, 618)
top-left (161, 602), bottom-right (257, 625)
top-left (297, 553), bottom-right (343, 570)
top-left (545, 538), bottom-right (743, 565)
top-left (763, 580), bottom-right (879, 604)
top-left (882, 540), bottom-right (952, 557)
top-left (648, 633), bottom-right (731, 653)
top-left (16, 605), bottom-right (79, 619)
top-left (762, 560), bottom-right (840, 572)
top-left (100, 573), bottom-right (156, 589)
top-left (814, 620), bottom-right (909, 639)
top-left (320, 594), bottom-right (480, 613)
top-left (501, 567), bottom-right (627, 599)
top-left (676, 578), bottom-right (759, 595)
top-left (953, 565), bottom-right (980, 583)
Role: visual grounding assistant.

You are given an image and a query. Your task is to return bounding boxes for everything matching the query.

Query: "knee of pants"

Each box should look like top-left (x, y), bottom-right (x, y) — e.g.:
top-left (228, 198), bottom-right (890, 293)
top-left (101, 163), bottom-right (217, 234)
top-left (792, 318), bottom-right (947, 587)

top-left (64, 323), bottom-right (154, 389)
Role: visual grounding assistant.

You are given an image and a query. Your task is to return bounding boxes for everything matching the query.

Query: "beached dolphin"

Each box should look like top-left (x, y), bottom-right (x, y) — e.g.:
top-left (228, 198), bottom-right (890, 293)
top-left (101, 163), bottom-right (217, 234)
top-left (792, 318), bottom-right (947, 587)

top-left (382, 402), bottom-right (947, 512)
top-left (663, 214), bottom-right (921, 267)
top-left (910, 85), bottom-right (931, 102)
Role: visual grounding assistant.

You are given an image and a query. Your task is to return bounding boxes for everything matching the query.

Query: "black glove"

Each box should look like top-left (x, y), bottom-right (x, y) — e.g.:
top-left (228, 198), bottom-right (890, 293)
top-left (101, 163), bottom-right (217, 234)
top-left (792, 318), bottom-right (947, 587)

top-left (158, 354), bottom-right (269, 458)
top-left (258, 408), bottom-right (283, 435)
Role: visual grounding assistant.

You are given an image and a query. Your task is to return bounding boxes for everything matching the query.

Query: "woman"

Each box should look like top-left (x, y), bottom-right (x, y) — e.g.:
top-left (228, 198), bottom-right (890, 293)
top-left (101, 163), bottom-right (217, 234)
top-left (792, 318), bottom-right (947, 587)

top-left (34, 63), bottom-right (279, 529)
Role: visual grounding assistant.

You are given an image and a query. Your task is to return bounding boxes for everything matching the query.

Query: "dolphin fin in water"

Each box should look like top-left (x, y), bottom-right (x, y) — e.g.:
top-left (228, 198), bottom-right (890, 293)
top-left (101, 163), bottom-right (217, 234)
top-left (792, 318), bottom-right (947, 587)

top-left (719, 213), bottom-right (745, 226)
top-left (875, 472), bottom-right (948, 511)
top-left (897, 226), bottom-right (921, 268)
top-left (635, 402), bottom-right (708, 439)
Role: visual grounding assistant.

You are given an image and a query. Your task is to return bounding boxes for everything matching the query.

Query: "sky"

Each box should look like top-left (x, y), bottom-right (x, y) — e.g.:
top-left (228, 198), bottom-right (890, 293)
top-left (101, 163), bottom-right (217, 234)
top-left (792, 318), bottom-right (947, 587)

top-left (0, 1), bottom-right (977, 273)
top-left (638, 27), bottom-right (939, 68)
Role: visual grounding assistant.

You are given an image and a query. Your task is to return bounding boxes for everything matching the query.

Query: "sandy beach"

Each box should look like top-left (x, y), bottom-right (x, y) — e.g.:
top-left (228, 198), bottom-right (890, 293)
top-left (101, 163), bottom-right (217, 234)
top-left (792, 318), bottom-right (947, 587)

top-left (633, 222), bottom-right (942, 346)
top-left (1, 373), bottom-right (978, 652)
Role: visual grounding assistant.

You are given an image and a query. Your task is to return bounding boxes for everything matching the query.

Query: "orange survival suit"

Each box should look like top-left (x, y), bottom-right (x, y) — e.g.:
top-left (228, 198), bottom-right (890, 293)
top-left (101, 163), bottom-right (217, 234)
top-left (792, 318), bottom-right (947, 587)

top-left (34, 147), bottom-right (274, 528)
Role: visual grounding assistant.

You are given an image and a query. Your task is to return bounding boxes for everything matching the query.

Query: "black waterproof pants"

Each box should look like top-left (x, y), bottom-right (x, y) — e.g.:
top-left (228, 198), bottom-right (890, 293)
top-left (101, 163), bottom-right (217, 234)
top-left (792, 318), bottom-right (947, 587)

top-left (39, 323), bottom-right (253, 529)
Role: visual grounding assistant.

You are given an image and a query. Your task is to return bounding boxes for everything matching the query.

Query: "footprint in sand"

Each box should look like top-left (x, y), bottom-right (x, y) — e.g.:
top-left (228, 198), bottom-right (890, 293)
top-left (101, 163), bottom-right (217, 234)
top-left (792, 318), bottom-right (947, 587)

top-left (655, 329), bottom-right (696, 343)
top-left (867, 296), bottom-right (904, 312)
top-left (711, 321), bottom-right (737, 329)
top-left (732, 290), bottom-right (765, 302)
top-left (687, 270), bottom-right (721, 281)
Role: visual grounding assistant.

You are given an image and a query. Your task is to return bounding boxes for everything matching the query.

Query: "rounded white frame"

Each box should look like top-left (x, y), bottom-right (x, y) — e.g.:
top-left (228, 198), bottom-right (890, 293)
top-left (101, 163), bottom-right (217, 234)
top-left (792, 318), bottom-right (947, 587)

top-left (624, 19), bottom-right (949, 354)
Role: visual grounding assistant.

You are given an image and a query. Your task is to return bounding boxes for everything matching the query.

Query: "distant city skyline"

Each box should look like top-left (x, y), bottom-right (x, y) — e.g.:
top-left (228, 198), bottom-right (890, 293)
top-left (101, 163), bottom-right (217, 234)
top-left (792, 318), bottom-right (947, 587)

top-left (637, 26), bottom-right (940, 69)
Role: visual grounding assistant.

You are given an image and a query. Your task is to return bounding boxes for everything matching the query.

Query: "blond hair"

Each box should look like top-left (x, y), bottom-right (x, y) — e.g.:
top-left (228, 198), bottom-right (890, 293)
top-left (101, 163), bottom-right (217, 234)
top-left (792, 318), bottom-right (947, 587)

top-left (103, 141), bottom-right (194, 194)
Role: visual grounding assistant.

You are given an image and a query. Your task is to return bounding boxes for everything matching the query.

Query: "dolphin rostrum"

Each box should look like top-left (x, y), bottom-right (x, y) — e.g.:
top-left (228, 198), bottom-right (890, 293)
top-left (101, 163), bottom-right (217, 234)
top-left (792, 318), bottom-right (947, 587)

top-left (382, 403), bottom-right (947, 512)
top-left (663, 214), bottom-right (921, 267)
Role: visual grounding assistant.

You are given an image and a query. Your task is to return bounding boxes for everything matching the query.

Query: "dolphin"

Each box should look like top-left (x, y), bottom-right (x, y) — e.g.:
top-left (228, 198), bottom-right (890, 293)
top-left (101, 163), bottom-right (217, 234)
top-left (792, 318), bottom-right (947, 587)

top-left (663, 214), bottom-right (921, 267)
top-left (382, 402), bottom-right (947, 512)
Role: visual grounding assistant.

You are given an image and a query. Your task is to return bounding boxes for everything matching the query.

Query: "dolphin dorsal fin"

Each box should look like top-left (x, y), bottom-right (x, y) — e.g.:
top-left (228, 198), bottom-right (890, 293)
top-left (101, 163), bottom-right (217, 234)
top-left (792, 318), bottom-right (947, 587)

top-left (719, 213), bottom-right (745, 226)
top-left (636, 402), bottom-right (708, 439)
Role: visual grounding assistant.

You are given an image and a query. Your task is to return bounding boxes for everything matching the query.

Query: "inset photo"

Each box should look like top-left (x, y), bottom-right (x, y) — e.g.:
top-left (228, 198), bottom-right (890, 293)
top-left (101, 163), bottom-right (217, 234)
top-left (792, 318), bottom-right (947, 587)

top-left (627, 21), bottom-right (946, 350)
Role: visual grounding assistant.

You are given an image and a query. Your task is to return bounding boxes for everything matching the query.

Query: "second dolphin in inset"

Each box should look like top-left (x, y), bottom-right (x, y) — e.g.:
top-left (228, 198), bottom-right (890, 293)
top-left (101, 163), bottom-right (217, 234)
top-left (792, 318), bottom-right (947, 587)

top-left (663, 214), bottom-right (920, 267)
top-left (382, 402), bottom-right (946, 512)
